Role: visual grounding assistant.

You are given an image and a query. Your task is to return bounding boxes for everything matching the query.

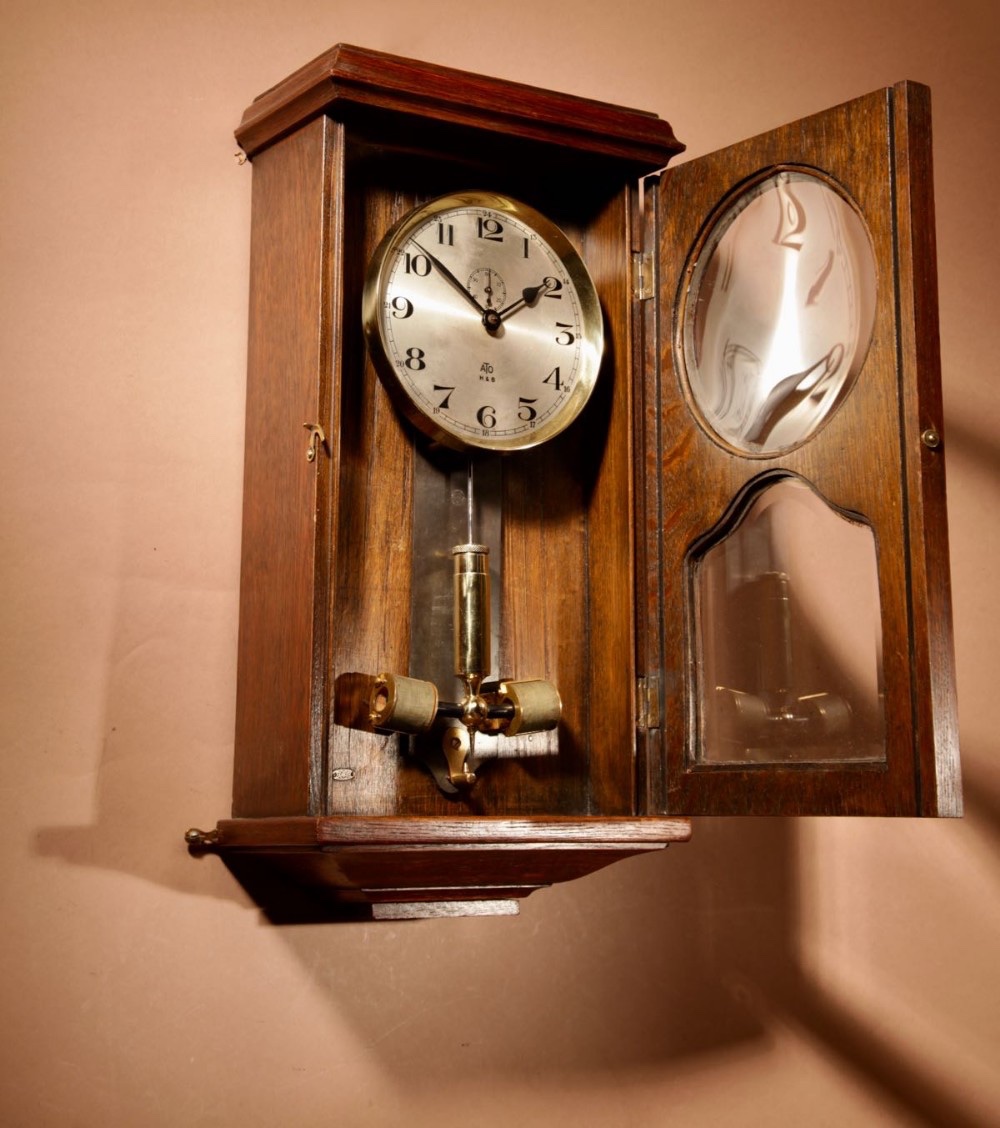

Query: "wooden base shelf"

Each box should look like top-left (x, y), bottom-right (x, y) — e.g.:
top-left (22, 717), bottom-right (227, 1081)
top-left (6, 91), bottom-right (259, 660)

top-left (192, 816), bottom-right (691, 919)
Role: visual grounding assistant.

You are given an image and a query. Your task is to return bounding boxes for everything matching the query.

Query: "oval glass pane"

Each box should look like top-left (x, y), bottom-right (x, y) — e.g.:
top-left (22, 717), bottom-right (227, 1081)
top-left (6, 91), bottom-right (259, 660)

top-left (681, 170), bottom-right (877, 455)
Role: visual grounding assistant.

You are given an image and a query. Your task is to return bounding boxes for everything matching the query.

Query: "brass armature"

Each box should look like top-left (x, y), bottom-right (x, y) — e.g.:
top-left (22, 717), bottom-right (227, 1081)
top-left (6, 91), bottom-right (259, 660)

top-left (346, 541), bottom-right (561, 793)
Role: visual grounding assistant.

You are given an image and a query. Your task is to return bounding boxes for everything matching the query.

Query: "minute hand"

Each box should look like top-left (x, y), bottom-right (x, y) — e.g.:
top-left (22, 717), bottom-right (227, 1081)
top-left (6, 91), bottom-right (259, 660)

top-left (497, 278), bottom-right (556, 322)
top-left (411, 240), bottom-right (486, 315)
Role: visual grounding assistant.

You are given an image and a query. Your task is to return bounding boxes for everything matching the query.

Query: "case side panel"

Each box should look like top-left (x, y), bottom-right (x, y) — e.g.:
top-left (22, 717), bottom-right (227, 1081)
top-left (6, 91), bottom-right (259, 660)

top-left (580, 188), bottom-right (639, 815)
top-left (232, 116), bottom-right (336, 817)
top-left (634, 173), bottom-right (667, 814)
top-left (891, 81), bottom-right (962, 816)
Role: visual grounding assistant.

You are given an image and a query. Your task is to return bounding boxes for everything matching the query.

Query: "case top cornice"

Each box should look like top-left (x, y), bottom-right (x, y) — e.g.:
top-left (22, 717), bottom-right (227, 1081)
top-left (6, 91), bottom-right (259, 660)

top-left (235, 42), bottom-right (684, 168)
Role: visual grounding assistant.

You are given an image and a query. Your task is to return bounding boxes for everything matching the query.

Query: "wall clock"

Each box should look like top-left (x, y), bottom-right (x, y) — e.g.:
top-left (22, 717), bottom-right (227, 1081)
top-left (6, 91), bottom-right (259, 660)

top-left (187, 45), bottom-right (961, 919)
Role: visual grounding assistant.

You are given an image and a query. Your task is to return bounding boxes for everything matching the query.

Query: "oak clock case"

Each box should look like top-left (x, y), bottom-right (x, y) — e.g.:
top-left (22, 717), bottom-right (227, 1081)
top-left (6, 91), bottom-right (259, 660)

top-left (188, 45), bottom-right (960, 917)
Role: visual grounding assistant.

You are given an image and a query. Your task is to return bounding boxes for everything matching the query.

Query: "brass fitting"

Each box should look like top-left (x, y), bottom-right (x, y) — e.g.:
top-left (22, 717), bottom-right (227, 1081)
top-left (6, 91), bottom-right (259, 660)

top-left (368, 672), bottom-right (439, 734)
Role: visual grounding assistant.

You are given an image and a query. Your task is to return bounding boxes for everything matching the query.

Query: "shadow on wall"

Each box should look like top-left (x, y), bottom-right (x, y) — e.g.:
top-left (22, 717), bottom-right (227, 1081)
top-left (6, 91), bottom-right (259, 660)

top-left (945, 416), bottom-right (1000, 485)
top-left (33, 735), bottom-right (1000, 1126)
top-left (227, 816), bottom-right (794, 1069)
top-left (28, 420), bottom-right (998, 1120)
top-left (33, 773), bottom-right (1000, 1128)
top-left (35, 767), bottom-right (789, 1070)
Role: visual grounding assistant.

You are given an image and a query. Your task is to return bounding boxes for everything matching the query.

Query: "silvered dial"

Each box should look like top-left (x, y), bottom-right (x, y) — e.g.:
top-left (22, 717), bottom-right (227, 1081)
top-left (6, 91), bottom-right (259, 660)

top-left (362, 192), bottom-right (603, 452)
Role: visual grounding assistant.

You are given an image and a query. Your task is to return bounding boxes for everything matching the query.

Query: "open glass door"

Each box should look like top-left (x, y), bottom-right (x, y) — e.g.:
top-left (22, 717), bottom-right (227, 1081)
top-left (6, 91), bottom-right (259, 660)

top-left (642, 82), bottom-right (960, 816)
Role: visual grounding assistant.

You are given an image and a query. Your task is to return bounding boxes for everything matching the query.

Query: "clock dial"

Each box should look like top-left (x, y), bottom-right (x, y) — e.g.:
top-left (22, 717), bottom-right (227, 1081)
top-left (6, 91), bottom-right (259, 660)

top-left (363, 192), bottom-right (603, 452)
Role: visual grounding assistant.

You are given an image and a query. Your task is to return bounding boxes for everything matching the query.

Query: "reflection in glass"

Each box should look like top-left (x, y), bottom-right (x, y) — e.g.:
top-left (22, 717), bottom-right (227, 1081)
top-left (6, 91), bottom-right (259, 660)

top-left (693, 477), bottom-right (885, 764)
top-left (683, 171), bottom-right (877, 454)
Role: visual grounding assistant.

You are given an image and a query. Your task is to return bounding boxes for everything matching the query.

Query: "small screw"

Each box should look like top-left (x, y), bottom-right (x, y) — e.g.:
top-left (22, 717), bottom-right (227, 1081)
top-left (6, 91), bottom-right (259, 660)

top-left (185, 827), bottom-right (218, 848)
top-left (921, 427), bottom-right (942, 450)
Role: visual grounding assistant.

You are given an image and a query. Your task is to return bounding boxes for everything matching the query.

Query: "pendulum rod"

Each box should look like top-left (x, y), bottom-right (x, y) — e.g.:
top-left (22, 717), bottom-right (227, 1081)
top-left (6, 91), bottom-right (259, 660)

top-left (467, 456), bottom-right (475, 545)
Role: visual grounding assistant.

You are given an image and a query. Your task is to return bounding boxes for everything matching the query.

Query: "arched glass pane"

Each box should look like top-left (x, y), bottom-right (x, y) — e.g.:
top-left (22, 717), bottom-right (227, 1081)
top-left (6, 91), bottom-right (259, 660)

top-left (682, 171), bottom-right (877, 455)
top-left (693, 477), bottom-right (885, 764)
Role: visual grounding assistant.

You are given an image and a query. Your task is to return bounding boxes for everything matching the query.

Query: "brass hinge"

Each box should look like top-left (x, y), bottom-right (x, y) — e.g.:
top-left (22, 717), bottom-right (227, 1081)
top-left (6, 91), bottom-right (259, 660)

top-left (636, 673), bottom-right (662, 732)
top-left (632, 250), bottom-right (654, 301)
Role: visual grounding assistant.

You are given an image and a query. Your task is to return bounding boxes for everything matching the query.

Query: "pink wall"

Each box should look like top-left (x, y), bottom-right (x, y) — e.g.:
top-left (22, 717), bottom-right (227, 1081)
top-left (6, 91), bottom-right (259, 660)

top-left (2, 1), bottom-right (998, 1124)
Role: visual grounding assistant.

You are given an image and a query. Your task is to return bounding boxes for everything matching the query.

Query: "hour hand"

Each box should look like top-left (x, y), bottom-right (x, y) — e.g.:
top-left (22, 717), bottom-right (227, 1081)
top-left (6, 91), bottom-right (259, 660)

top-left (411, 240), bottom-right (486, 316)
top-left (497, 277), bottom-right (556, 322)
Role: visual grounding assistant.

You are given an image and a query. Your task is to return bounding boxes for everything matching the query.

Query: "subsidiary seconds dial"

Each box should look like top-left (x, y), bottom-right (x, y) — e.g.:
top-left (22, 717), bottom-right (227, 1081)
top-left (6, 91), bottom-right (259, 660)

top-left (362, 192), bottom-right (604, 452)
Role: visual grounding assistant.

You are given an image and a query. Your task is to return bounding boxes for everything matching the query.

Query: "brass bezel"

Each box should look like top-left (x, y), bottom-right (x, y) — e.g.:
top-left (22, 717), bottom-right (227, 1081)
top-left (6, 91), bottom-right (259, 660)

top-left (362, 191), bottom-right (604, 453)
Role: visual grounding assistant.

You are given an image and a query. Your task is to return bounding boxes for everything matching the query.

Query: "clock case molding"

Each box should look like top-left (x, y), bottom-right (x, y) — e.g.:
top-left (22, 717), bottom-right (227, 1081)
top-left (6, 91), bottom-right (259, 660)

top-left (194, 45), bottom-right (960, 916)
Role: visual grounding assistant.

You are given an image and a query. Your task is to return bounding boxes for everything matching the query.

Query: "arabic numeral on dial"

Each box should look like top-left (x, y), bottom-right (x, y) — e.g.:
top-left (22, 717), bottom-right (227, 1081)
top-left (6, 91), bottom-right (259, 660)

top-left (477, 405), bottom-right (496, 429)
top-left (404, 347), bottom-right (426, 371)
top-left (543, 366), bottom-right (562, 390)
top-left (518, 397), bottom-right (538, 423)
top-left (437, 222), bottom-right (454, 246)
top-left (555, 323), bottom-right (575, 346)
top-left (405, 253), bottom-right (431, 276)
top-left (543, 276), bottom-right (563, 298)
top-left (389, 296), bottom-right (413, 319)
top-left (522, 237), bottom-right (530, 259)
top-left (434, 385), bottom-right (455, 410)
top-left (477, 217), bottom-right (504, 242)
